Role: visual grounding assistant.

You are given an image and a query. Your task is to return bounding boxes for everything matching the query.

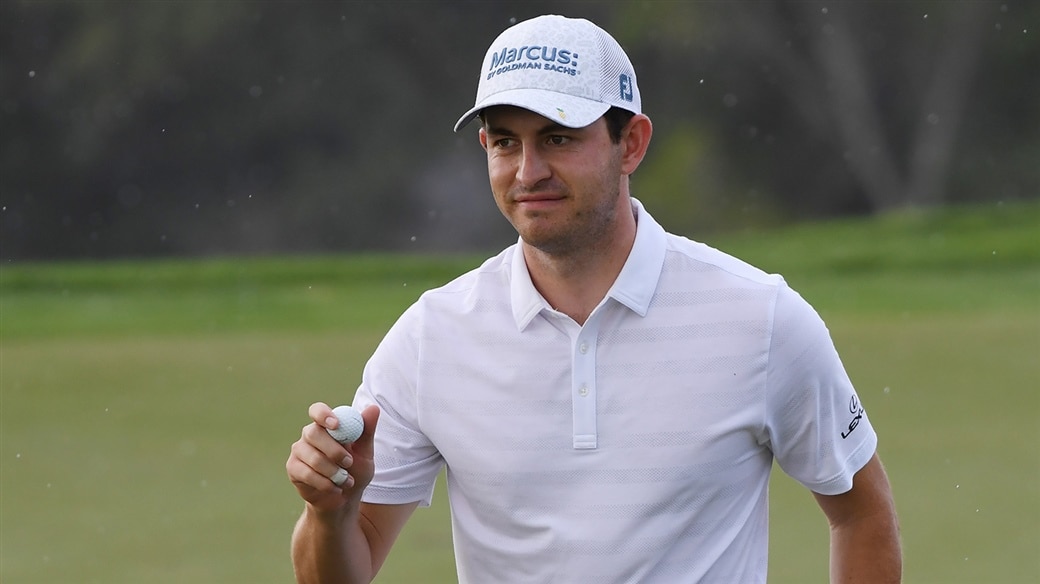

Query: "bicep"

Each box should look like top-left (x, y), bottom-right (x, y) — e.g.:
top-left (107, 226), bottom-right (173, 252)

top-left (358, 501), bottom-right (421, 576)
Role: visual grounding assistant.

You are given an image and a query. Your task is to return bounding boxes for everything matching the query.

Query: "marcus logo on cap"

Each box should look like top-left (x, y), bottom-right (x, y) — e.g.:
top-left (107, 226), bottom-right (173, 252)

top-left (486, 45), bottom-right (580, 80)
top-left (454, 14), bottom-right (642, 132)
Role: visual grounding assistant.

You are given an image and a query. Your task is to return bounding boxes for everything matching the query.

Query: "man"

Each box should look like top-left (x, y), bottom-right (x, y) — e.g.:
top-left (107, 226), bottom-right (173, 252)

top-left (286, 14), bottom-right (901, 583)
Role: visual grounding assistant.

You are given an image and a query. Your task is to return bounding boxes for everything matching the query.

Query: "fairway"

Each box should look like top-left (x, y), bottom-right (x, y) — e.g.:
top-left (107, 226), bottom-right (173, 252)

top-left (2, 202), bottom-right (1038, 583)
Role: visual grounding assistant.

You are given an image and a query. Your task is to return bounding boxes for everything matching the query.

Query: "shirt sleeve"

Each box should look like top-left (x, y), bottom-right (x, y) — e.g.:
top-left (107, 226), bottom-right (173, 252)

top-left (352, 300), bottom-right (444, 507)
top-left (763, 281), bottom-right (877, 496)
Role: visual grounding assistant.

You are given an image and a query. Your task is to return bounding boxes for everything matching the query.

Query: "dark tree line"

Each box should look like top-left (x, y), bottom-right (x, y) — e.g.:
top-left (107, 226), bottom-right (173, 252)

top-left (1, 0), bottom-right (1036, 260)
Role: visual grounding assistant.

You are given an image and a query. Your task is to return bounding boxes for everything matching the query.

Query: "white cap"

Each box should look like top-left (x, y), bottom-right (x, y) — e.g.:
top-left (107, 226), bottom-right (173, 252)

top-left (454, 15), bottom-right (641, 132)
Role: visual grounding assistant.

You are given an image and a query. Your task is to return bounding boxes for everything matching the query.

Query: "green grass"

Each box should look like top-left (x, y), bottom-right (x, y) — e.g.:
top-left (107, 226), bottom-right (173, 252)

top-left (0, 254), bottom-right (482, 339)
top-left (2, 201), bottom-right (1038, 583)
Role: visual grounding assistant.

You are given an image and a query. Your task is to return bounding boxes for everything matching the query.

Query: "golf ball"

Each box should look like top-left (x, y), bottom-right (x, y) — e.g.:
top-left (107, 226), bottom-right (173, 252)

top-left (327, 405), bottom-right (364, 444)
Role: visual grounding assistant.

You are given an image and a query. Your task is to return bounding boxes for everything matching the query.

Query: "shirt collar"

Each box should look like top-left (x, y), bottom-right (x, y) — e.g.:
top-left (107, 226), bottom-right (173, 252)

top-left (509, 198), bottom-right (667, 330)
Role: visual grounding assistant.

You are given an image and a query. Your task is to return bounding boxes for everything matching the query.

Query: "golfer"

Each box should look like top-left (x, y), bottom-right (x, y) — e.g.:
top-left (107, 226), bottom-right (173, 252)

top-left (286, 14), bottom-right (901, 583)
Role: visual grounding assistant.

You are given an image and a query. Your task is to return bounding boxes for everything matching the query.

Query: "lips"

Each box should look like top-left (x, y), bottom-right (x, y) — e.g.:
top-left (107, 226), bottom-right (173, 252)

top-left (514, 192), bottom-right (564, 204)
top-left (514, 195), bottom-right (565, 213)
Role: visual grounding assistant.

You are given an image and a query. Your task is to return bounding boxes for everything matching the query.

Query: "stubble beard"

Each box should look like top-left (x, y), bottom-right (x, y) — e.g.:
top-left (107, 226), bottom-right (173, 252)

top-left (517, 181), bottom-right (622, 262)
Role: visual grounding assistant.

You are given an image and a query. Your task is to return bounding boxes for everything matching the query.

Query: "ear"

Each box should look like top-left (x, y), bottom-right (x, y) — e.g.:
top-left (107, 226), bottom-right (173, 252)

top-left (478, 127), bottom-right (489, 152)
top-left (619, 114), bottom-right (652, 176)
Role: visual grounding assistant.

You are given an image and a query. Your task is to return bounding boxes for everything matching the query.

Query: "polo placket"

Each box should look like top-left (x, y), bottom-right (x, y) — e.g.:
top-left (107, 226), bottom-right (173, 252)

top-left (571, 310), bottom-right (601, 450)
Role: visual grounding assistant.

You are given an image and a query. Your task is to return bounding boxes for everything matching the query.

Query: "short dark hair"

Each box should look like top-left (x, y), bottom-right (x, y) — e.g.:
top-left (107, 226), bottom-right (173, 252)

top-left (603, 107), bottom-right (636, 144)
top-left (477, 106), bottom-right (636, 144)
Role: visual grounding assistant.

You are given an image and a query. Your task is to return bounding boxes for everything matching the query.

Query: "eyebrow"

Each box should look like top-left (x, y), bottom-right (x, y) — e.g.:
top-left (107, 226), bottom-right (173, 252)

top-left (484, 120), bottom-right (571, 137)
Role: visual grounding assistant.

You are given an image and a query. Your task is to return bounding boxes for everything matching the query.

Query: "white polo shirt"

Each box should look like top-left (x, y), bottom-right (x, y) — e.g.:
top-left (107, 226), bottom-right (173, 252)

top-left (354, 199), bottom-right (877, 583)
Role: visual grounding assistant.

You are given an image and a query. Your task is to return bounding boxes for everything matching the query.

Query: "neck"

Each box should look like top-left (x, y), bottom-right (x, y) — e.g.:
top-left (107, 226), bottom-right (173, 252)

top-left (522, 200), bottom-right (638, 325)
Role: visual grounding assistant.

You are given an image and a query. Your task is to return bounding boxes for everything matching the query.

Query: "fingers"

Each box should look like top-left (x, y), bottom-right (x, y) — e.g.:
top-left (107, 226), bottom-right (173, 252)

top-left (308, 401), bottom-right (338, 430)
top-left (287, 428), bottom-right (355, 493)
top-left (287, 403), bottom-right (381, 504)
top-left (330, 468), bottom-right (351, 487)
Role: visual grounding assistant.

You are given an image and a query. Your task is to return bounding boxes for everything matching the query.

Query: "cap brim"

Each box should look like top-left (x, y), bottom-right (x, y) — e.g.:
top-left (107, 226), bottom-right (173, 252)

top-left (453, 88), bottom-right (612, 132)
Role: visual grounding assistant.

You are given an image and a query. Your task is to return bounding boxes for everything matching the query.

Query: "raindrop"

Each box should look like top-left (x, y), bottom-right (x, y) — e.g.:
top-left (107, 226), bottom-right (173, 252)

top-left (883, 386), bottom-right (891, 394)
top-left (821, 7), bottom-right (829, 14)
top-left (15, 453), bottom-right (20, 459)
top-left (28, 70), bottom-right (35, 78)
top-left (410, 236), bottom-right (417, 242)
top-left (923, 14), bottom-right (928, 19)
top-left (249, 85), bottom-right (263, 98)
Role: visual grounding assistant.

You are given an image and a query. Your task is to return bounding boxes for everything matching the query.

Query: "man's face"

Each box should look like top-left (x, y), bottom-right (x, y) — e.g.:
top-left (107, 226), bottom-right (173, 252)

top-left (478, 106), bottom-right (627, 257)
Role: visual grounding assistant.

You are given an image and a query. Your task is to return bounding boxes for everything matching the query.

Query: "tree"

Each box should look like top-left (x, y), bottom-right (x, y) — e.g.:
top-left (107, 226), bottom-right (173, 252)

top-left (1, 0), bottom-right (1036, 259)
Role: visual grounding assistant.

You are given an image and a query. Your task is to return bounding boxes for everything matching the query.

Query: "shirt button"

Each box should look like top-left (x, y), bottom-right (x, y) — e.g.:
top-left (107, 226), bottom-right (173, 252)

top-left (579, 342), bottom-right (588, 354)
top-left (578, 385), bottom-right (589, 397)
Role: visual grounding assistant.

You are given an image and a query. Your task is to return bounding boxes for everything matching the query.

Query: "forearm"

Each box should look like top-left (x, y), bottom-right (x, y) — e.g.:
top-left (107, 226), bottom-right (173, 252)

top-left (828, 513), bottom-right (902, 583)
top-left (291, 502), bottom-right (375, 584)
top-left (811, 453), bottom-right (902, 583)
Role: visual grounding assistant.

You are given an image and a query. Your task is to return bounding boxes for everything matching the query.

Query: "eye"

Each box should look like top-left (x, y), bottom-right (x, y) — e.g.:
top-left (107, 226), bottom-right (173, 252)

top-left (547, 135), bottom-right (570, 146)
top-left (493, 137), bottom-right (516, 149)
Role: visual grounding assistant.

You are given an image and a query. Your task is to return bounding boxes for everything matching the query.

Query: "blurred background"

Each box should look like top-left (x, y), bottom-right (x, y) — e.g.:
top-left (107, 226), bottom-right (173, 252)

top-left (2, 2), bottom-right (1039, 583)
top-left (2, 0), bottom-right (1036, 261)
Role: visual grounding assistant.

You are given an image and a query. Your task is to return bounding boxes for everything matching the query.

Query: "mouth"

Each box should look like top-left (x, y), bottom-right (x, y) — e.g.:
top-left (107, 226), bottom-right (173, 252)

top-left (514, 193), bottom-right (565, 208)
top-left (515, 198), bottom-right (564, 214)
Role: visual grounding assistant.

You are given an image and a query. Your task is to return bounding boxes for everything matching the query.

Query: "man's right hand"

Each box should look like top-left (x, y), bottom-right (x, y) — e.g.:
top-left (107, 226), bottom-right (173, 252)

top-left (286, 402), bottom-right (381, 513)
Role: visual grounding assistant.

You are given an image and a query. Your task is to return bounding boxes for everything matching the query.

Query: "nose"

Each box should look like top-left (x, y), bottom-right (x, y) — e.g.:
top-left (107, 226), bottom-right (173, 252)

top-left (516, 143), bottom-right (551, 188)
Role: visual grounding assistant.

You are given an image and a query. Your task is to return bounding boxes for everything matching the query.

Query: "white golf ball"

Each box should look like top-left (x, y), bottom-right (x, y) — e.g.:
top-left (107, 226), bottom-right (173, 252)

top-left (327, 405), bottom-right (364, 444)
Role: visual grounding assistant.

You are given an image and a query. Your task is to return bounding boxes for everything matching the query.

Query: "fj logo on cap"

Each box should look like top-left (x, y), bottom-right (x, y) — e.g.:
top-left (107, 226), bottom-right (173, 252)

top-left (620, 74), bottom-right (634, 102)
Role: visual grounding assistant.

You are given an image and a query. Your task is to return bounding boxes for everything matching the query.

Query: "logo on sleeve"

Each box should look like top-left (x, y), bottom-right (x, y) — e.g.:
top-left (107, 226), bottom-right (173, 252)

top-left (840, 395), bottom-right (865, 439)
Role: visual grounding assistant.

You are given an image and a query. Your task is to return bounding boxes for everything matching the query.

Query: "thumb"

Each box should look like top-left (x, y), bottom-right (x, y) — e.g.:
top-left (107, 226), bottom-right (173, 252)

top-left (351, 405), bottom-right (381, 457)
